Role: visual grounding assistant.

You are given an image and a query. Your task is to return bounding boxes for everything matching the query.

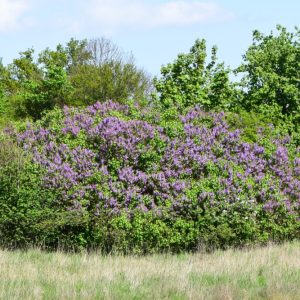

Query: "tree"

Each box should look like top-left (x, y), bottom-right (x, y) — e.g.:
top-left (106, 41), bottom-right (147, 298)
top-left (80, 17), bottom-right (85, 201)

top-left (21, 61), bottom-right (73, 120)
top-left (68, 38), bottom-right (152, 105)
top-left (153, 39), bottom-right (235, 111)
top-left (7, 48), bottom-right (42, 94)
top-left (65, 38), bottom-right (91, 72)
top-left (0, 37), bottom-right (152, 120)
top-left (86, 37), bottom-right (124, 66)
top-left (8, 47), bottom-right (73, 119)
top-left (0, 60), bottom-right (10, 120)
top-left (236, 25), bottom-right (300, 117)
top-left (0, 60), bottom-right (5, 106)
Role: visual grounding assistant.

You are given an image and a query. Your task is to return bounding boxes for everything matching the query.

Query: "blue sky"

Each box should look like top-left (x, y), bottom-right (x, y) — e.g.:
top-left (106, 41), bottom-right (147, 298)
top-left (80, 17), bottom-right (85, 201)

top-left (0, 0), bottom-right (299, 76)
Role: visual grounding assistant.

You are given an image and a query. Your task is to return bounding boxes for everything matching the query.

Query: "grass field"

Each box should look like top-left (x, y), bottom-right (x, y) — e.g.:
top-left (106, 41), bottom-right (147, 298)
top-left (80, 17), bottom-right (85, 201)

top-left (0, 242), bottom-right (299, 300)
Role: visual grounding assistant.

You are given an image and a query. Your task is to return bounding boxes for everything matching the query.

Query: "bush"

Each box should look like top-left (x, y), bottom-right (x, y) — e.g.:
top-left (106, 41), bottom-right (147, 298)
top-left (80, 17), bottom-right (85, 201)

top-left (1, 101), bottom-right (296, 252)
top-left (0, 135), bottom-right (92, 250)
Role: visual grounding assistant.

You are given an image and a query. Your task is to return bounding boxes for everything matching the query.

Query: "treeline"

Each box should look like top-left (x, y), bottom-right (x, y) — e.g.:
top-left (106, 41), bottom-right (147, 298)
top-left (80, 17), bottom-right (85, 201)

top-left (0, 37), bottom-right (152, 121)
top-left (0, 25), bottom-right (299, 253)
top-left (1, 26), bottom-right (299, 129)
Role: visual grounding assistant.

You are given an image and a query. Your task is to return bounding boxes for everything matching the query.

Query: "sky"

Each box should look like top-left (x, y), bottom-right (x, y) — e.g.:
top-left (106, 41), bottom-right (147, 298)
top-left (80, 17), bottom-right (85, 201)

top-left (0, 0), bottom-right (299, 76)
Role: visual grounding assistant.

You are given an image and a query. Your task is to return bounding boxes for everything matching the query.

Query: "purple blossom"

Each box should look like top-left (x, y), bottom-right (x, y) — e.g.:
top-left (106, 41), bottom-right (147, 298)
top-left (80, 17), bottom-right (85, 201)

top-left (15, 101), bottom-right (300, 218)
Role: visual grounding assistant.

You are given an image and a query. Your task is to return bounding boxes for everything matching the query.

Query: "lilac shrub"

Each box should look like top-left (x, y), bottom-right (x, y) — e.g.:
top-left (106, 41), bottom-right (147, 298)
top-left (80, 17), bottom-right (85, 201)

top-left (16, 101), bottom-right (300, 251)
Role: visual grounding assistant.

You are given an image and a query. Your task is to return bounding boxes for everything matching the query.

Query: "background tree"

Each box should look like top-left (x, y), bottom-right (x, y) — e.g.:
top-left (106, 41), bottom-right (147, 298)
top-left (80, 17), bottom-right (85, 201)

top-left (10, 47), bottom-right (72, 120)
top-left (236, 25), bottom-right (300, 118)
top-left (68, 38), bottom-right (152, 106)
top-left (0, 60), bottom-right (6, 117)
top-left (65, 38), bottom-right (92, 72)
top-left (0, 37), bottom-right (152, 119)
top-left (153, 39), bottom-right (236, 111)
top-left (87, 37), bottom-right (123, 65)
top-left (6, 48), bottom-right (42, 96)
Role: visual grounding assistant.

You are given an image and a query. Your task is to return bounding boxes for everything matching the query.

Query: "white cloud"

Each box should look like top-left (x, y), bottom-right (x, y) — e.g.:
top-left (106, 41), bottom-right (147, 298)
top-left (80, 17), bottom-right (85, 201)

top-left (87, 0), bottom-right (232, 29)
top-left (0, 0), bottom-right (29, 32)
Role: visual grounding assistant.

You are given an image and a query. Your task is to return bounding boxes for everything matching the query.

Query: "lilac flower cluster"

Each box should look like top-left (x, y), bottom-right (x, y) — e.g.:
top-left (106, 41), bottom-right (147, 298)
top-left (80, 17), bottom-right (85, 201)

top-left (17, 101), bottom-right (300, 219)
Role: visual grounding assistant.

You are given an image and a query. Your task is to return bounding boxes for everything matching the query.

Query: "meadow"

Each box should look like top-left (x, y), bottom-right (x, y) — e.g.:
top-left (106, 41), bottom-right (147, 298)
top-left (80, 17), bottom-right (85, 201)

top-left (0, 241), bottom-right (299, 300)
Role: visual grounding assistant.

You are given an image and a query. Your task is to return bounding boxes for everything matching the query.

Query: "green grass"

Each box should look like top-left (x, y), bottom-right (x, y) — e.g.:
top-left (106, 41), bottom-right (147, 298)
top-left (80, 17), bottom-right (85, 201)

top-left (0, 241), bottom-right (299, 299)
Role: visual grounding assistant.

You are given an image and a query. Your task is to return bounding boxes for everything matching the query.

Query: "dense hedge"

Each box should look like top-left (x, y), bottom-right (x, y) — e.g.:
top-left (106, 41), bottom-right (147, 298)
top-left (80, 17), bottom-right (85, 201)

top-left (0, 101), bottom-right (298, 253)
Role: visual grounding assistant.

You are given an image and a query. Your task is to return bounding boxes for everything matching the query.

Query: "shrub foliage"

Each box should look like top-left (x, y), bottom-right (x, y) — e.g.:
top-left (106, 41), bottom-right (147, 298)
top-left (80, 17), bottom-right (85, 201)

top-left (0, 101), bottom-right (298, 252)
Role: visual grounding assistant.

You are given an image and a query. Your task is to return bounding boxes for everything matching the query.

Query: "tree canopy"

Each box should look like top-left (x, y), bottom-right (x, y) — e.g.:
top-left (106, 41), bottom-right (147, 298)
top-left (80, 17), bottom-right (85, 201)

top-left (236, 25), bottom-right (300, 117)
top-left (0, 38), bottom-right (152, 119)
top-left (153, 39), bottom-right (236, 111)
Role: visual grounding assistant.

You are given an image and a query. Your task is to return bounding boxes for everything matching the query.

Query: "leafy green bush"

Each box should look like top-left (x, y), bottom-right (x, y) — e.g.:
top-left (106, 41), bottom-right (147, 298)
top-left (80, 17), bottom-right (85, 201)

top-left (0, 101), bottom-right (297, 253)
top-left (0, 136), bottom-right (92, 250)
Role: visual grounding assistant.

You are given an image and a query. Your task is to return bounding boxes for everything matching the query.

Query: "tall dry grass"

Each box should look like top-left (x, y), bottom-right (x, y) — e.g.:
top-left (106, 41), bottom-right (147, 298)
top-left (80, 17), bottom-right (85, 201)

top-left (0, 241), bottom-right (299, 299)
